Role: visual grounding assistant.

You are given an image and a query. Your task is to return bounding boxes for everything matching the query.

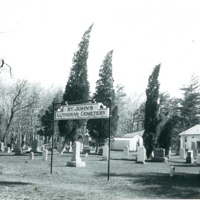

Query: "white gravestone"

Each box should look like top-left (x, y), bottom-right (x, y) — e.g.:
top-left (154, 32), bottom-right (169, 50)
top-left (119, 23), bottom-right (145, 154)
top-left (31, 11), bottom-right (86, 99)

top-left (170, 166), bottom-right (175, 177)
top-left (0, 142), bottom-right (4, 152)
top-left (67, 141), bottom-right (85, 167)
top-left (43, 149), bottom-right (48, 161)
top-left (197, 154), bottom-right (200, 164)
top-left (180, 148), bottom-right (186, 159)
top-left (137, 146), bottom-right (146, 164)
top-left (69, 142), bottom-right (73, 152)
top-left (30, 152), bottom-right (34, 160)
top-left (168, 147), bottom-right (172, 158)
top-left (122, 146), bottom-right (129, 158)
top-left (102, 145), bottom-right (109, 161)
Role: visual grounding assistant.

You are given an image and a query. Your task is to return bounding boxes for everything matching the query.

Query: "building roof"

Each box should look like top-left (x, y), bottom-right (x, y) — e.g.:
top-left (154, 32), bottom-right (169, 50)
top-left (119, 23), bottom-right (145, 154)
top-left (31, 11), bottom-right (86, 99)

top-left (121, 130), bottom-right (144, 138)
top-left (179, 125), bottom-right (200, 136)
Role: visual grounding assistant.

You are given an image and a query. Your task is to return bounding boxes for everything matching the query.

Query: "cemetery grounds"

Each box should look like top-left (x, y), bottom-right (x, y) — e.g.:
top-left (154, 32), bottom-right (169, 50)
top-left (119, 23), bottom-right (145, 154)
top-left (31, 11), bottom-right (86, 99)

top-left (0, 150), bottom-right (200, 200)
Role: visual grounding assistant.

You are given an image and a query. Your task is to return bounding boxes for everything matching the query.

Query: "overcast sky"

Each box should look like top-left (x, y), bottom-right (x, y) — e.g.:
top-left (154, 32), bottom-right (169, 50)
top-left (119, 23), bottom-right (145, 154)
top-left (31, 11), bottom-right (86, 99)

top-left (1, 0), bottom-right (200, 98)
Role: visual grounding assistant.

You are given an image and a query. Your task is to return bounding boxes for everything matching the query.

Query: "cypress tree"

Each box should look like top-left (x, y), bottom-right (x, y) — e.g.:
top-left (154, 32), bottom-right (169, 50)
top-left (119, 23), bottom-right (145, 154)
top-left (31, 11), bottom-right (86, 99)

top-left (143, 64), bottom-right (161, 158)
top-left (58, 25), bottom-right (93, 142)
top-left (157, 115), bottom-right (179, 156)
top-left (87, 50), bottom-right (119, 152)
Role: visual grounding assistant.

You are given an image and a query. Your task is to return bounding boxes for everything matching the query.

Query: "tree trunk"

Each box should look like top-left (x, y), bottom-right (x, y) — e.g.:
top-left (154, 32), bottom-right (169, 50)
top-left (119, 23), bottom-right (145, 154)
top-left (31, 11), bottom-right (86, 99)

top-left (60, 137), bottom-right (68, 154)
top-left (95, 137), bottom-right (99, 153)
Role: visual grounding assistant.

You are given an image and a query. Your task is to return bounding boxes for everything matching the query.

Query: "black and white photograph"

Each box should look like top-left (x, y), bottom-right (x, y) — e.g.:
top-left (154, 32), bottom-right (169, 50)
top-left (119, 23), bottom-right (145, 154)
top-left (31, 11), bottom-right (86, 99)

top-left (0, 0), bottom-right (200, 199)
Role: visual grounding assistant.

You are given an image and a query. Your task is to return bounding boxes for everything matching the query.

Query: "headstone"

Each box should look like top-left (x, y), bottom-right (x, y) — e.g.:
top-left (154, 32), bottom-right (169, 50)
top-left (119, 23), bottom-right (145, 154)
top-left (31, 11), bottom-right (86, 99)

top-left (69, 142), bottom-right (73, 152)
top-left (170, 166), bottom-right (175, 177)
top-left (67, 141), bottom-right (85, 167)
top-left (168, 147), bottom-right (172, 158)
top-left (102, 145), bottom-right (109, 161)
top-left (180, 148), bottom-right (186, 159)
top-left (0, 142), bottom-right (4, 152)
top-left (43, 149), bottom-right (48, 161)
top-left (154, 148), bottom-right (165, 157)
top-left (137, 146), bottom-right (146, 164)
top-left (197, 154), bottom-right (200, 164)
top-left (14, 140), bottom-right (22, 155)
top-left (193, 148), bottom-right (198, 159)
top-left (151, 148), bottom-right (168, 162)
top-left (83, 133), bottom-right (90, 153)
top-left (30, 152), bottom-right (34, 160)
top-left (186, 150), bottom-right (194, 164)
top-left (4, 146), bottom-right (10, 153)
top-left (122, 146), bottom-right (129, 158)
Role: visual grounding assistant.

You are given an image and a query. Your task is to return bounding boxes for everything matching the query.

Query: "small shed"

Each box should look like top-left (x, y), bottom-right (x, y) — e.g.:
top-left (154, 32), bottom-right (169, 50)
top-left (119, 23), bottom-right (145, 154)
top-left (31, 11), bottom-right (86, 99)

top-left (111, 130), bottom-right (144, 151)
top-left (179, 125), bottom-right (200, 151)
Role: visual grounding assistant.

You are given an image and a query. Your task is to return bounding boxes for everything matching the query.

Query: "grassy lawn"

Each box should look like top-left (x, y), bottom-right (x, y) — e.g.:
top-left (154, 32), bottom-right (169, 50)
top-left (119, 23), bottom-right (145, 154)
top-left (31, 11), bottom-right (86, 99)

top-left (0, 151), bottom-right (200, 199)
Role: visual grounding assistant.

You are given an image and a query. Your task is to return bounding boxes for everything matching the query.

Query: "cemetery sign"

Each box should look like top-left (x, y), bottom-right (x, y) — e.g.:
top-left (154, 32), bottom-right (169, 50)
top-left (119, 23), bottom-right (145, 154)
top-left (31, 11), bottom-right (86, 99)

top-left (55, 103), bottom-right (109, 120)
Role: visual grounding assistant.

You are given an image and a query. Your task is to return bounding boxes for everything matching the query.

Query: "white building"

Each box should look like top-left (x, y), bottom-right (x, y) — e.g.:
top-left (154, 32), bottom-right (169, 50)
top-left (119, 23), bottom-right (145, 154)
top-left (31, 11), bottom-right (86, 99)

top-left (111, 130), bottom-right (144, 151)
top-left (179, 125), bottom-right (200, 151)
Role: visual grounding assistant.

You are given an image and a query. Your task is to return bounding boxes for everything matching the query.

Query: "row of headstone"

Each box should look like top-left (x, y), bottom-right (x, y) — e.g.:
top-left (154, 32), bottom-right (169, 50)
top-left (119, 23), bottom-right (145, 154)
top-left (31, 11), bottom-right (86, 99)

top-left (0, 143), bottom-right (11, 153)
top-left (29, 149), bottom-right (48, 161)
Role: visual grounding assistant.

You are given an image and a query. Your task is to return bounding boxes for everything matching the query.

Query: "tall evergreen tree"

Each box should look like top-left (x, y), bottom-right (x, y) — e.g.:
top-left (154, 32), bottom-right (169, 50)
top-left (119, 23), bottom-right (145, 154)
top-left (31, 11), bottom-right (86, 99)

top-left (87, 50), bottom-right (118, 152)
top-left (157, 115), bottom-right (180, 156)
top-left (143, 64), bottom-right (161, 158)
top-left (58, 25), bottom-right (92, 142)
top-left (179, 75), bottom-right (200, 130)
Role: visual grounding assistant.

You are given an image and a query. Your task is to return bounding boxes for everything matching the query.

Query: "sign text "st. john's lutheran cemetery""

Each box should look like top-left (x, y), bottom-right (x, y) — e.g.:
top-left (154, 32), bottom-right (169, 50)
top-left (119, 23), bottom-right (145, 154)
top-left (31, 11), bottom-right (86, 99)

top-left (55, 103), bottom-right (109, 120)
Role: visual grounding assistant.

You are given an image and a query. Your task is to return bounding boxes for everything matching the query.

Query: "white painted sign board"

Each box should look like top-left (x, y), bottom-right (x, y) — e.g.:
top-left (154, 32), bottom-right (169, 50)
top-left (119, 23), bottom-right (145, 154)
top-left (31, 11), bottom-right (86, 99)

top-left (55, 103), bottom-right (109, 120)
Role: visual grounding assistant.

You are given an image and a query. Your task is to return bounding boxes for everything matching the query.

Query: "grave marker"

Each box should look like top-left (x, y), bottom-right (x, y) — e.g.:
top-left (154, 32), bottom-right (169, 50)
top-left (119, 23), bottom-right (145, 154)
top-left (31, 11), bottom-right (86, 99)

top-left (43, 149), bottom-right (48, 161)
top-left (83, 133), bottom-right (90, 153)
top-left (30, 152), bottom-right (34, 160)
top-left (0, 142), bottom-right (4, 152)
top-left (14, 140), bottom-right (22, 155)
top-left (137, 146), bottom-right (146, 164)
top-left (151, 148), bottom-right (168, 162)
top-left (186, 150), bottom-right (194, 164)
top-left (102, 145), bottom-right (109, 161)
top-left (67, 141), bottom-right (85, 167)
top-left (122, 146), bottom-right (129, 158)
top-left (4, 146), bottom-right (10, 153)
